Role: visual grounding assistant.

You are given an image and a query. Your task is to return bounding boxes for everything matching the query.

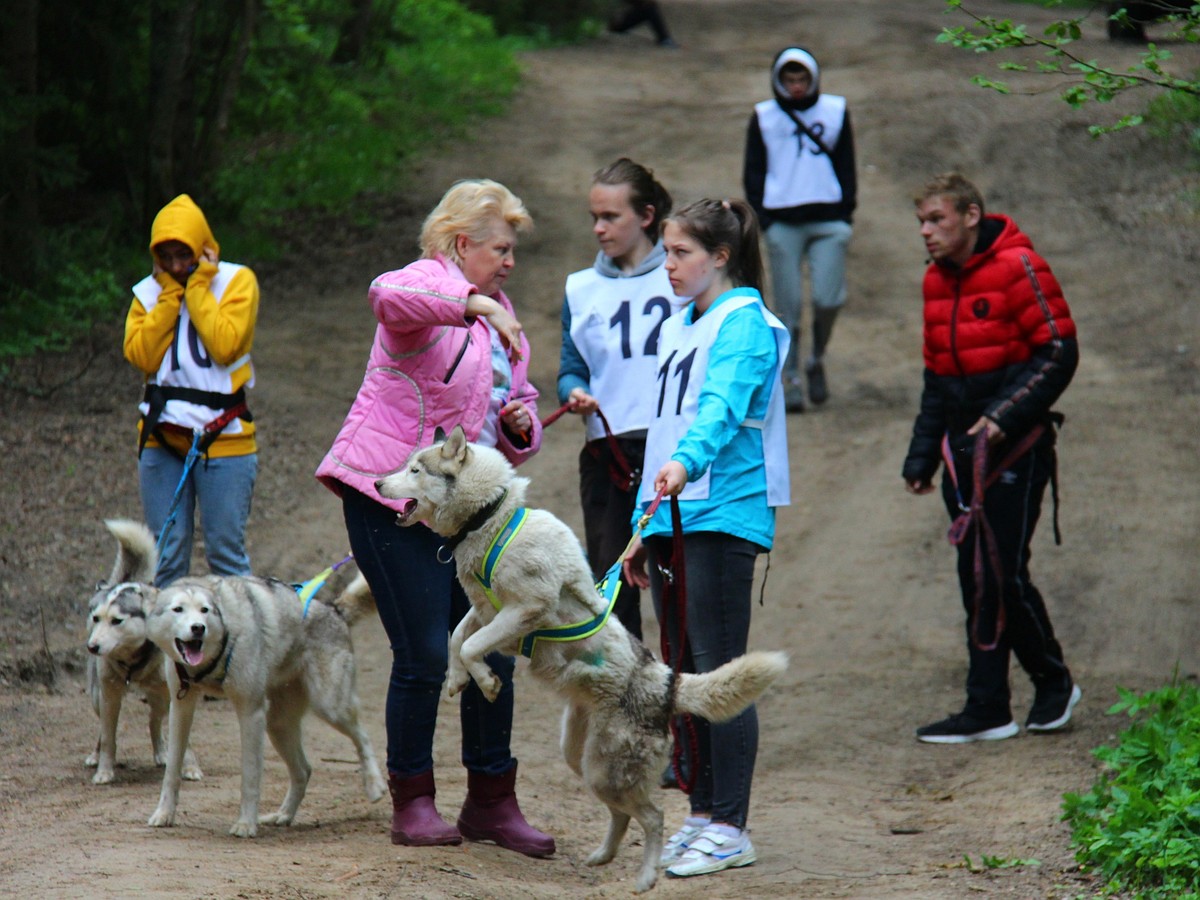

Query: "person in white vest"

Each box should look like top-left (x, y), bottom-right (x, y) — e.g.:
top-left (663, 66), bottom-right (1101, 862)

top-left (624, 198), bottom-right (790, 880)
top-left (744, 46), bottom-right (857, 412)
top-left (124, 194), bottom-right (260, 586)
top-left (556, 158), bottom-right (684, 640)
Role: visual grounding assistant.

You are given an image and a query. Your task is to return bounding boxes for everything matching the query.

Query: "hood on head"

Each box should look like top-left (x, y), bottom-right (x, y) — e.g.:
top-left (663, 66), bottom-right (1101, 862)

top-left (772, 46), bottom-right (821, 110)
top-left (149, 194), bottom-right (219, 258)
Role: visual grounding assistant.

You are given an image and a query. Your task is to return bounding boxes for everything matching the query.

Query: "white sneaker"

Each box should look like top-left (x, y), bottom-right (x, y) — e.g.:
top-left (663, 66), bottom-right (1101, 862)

top-left (665, 826), bottom-right (756, 878)
top-left (660, 817), bottom-right (708, 867)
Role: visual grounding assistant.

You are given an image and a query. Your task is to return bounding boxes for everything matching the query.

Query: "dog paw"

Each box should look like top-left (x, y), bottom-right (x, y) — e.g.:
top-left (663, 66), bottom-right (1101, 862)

top-left (365, 776), bottom-right (387, 804)
top-left (633, 870), bottom-right (658, 893)
top-left (478, 672), bottom-right (502, 703)
top-left (84, 752), bottom-right (99, 768)
top-left (92, 768), bottom-right (116, 785)
top-left (585, 847), bottom-right (616, 867)
top-left (446, 673), bottom-right (470, 697)
top-left (229, 819), bottom-right (258, 838)
top-left (258, 811), bottom-right (293, 827)
top-left (182, 764), bottom-right (204, 782)
top-left (147, 807), bottom-right (175, 828)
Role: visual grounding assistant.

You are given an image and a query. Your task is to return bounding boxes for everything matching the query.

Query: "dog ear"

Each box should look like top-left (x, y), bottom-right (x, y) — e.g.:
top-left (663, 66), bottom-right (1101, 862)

top-left (441, 425), bottom-right (470, 463)
top-left (434, 425), bottom-right (448, 444)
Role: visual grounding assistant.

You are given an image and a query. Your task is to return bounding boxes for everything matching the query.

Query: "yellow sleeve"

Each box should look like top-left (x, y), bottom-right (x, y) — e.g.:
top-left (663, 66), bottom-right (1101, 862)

top-left (123, 275), bottom-right (183, 375)
top-left (183, 264), bottom-right (259, 366)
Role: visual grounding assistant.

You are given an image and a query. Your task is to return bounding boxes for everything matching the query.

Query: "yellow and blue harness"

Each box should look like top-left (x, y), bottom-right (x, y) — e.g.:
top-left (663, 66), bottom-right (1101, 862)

top-left (474, 507), bottom-right (621, 659)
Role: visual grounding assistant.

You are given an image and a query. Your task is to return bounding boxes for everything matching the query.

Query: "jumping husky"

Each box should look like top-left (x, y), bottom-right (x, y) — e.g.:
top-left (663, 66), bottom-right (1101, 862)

top-left (85, 519), bottom-right (202, 784)
top-left (377, 426), bottom-right (787, 893)
top-left (98, 519), bottom-right (387, 837)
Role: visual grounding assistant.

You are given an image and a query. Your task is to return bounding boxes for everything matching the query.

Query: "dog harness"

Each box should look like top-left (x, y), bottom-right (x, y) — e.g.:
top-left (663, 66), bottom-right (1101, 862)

top-left (473, 507), bottom-right (621, 659)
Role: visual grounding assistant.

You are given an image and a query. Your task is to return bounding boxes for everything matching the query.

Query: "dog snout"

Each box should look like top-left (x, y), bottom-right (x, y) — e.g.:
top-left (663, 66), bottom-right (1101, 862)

top-left (190, 623), bottom-right (206, 638)
top-left (87, 643), bottom-right (100, 655)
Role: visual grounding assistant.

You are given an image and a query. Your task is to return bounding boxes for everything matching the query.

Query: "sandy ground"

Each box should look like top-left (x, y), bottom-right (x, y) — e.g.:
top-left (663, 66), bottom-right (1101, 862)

top-left (2, 1), bottom-right (1199, 897)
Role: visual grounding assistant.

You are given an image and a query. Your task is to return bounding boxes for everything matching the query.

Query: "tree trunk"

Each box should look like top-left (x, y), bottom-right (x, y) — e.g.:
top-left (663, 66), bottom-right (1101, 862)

top-left (333, 0), bottom-right (377, 65)
top-left (145, 0), bottom-right (201, 223)
top-left (1, 0), bottom-right (41, 288)
top-left (196, 0), bottom-right (259, 181)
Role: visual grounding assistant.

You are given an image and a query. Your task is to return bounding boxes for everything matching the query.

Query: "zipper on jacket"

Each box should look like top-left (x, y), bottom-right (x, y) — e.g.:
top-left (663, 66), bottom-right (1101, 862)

top-left (443, 333), bottom-right (471, 384)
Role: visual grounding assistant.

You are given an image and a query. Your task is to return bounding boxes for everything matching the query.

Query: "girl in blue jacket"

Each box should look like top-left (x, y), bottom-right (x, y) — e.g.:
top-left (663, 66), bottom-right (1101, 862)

top-left (625, 198), bottom-right (789, 880)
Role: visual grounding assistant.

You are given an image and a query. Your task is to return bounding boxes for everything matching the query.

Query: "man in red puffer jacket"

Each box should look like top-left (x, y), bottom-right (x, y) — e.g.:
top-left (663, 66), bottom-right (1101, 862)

top-left (904, 173), bottom-right (1080, 745)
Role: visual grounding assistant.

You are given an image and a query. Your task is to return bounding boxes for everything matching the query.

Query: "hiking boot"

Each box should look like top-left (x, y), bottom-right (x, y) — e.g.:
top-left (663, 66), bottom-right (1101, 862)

top-left (665, 825), bottom-right (756, 878)
top-left (805, 359), bottom-right (828, 405)
top-left (1027, 683), bottom-right (1081, 733)
top-left (660, 816), bottom-right (709, 867)
top-left (784, 377), bottom-right (806, 414)
top-left (916, 711), bottom-right (1018, 744)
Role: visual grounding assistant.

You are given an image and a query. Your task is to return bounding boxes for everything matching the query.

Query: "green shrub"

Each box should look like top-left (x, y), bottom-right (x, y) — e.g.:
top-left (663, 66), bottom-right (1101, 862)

top-left (1063, 679), bottom-right (1200, 899)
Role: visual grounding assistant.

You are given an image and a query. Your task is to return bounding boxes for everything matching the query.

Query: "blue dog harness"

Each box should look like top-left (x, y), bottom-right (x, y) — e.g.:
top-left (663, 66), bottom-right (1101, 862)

top-left (473, 507), bottom-right (621, 659)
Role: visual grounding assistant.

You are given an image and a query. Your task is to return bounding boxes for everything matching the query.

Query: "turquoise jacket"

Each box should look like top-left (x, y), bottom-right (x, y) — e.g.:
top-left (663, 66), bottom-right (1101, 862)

top-left (635, 287), bottom-right (779, 550)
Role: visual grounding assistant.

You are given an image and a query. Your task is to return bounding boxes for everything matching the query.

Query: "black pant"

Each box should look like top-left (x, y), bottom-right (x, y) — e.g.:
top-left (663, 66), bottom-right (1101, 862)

top-left (941, 445), bottom-right (1071, 719)
top-left (578, 438), bottom-right (644, 639)
top-left (609, 1), bottom-right (672, 43)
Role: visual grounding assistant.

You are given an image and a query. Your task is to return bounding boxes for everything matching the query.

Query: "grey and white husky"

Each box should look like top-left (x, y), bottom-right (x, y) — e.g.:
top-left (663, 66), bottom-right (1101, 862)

top-left (85, 519), bottom-right (202, 784)
top-left (97, 519), bottom-right (386, 837)
top-left (377, 426), bottom-right (787, 893)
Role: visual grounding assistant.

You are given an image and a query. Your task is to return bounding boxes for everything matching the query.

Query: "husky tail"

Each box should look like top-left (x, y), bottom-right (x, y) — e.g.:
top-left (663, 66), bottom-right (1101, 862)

top-left (673, 651), bottom-right (788, 722)
top-left (103, 519), bottom-right (158, 585)
top-left (332, 573), bottom-right (376, 626)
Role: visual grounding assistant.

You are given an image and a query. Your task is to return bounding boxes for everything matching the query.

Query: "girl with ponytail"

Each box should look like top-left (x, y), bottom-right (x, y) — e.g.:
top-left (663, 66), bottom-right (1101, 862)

top-left (624, 197), bottom-right (790, 880)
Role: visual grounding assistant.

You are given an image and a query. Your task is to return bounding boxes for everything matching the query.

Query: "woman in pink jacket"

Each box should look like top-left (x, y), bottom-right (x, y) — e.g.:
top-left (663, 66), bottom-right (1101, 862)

top-left (316, 180), bottom-right (552, 856)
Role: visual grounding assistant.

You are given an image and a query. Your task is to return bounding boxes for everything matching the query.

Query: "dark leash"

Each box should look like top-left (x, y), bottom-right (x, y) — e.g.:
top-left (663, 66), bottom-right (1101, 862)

top-left (540, 401), bottom-right (640, 492)
top-left (657, 495), bottom-right (699, 794)
top-left (942, 425), bottom-right (1047, 651)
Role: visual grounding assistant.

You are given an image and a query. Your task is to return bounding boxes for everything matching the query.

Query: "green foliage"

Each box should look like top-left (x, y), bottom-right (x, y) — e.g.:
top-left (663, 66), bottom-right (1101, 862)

top-left (1063, 679), bottom-right (1200, 898)
top-left (962, 852), bottom-right (1042, 871)
top-left (939, 0), bottom-right (1200, 135)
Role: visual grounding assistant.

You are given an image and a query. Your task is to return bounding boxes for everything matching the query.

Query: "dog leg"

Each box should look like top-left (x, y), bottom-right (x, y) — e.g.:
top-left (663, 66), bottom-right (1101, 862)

top-left (560, 702), bottom-right (588, 778)
top-left (630, 798), bottom-right (665, 893)
top-left (147, 686), bottom-right (203, 780)
top-left (587, 808), bottom-right (631, 868)
top-left (458, 606), bottom-right (536, 702)
top-left (91, 678), bottom-right (124, 784)
top-left (148, 689), bottom-right (199, 828)
top-left (446, 609), bottom-right (481, 697)
top-left (230, 700), bottom-right (268, 836)
top-left (260, 692), bottom-right (310, 828)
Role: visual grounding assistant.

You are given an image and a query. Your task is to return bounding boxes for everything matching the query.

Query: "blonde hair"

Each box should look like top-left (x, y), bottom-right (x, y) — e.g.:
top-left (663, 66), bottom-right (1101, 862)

top-left (419, 179), bottom-right (533, 261)
top-left (914, 172), bottom-right (986, 216)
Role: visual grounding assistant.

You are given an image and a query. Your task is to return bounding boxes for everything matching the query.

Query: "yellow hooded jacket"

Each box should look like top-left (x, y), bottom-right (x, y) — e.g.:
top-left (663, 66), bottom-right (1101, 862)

top-left (124, 194), bottom-right (259, 457)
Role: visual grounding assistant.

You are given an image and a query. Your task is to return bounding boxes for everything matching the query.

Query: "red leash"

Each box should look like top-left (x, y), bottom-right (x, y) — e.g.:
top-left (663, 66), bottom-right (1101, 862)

top-left (541, 401), bottom-right (640, 492)
top-left (657, 495), bottom-right (698, 794)
top-left (942, 425), bottom-right (1046, 651)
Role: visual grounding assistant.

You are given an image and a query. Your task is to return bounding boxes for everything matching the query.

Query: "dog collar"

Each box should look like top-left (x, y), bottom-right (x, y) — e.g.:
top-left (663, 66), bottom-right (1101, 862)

top-left (174, 631), bottom-right (233, 700)
top-left (439, 488), bottom-right (509, 561)
top-left (120, 640), bottom-right (157, 685)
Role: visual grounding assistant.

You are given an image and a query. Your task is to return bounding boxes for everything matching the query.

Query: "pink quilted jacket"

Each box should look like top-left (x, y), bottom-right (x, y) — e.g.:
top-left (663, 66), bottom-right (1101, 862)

top-left (315, 254), bottom-right (540, 512)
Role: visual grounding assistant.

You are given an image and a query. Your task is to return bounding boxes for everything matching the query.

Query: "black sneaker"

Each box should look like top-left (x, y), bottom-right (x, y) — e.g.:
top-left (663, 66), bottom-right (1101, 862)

top-left (784, 378), bottom-right (806, 414)
top-left (806, 359), bottom-right (828, 405)
top-left (916, 711), bottom-right (1018, 744)
top-left (1026, 683), bottom-right (1081, 733)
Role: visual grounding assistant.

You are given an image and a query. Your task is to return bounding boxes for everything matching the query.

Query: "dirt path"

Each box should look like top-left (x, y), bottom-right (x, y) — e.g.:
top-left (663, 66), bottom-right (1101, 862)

top-left (3, 1), bottom-right (1199, 897)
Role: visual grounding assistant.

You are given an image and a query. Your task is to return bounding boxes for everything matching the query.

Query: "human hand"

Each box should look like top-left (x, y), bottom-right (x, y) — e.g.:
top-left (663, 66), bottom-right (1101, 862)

top-left (622, 534), bottom-right (650, 590)
top-left (906, 478), bottom-right (935, 495)
top-left (654, 461), bottom-right (688, 496)
top-left (200, 245), bottom-right (219, 267)
top-left (500, 400), bottom-right (532, 438)
top-left (568, 388), bottom-right (599, 415)
top-left (967, 416), bottom-right (1006, 446)
top-left (486, 302), bottom-right (524, 362)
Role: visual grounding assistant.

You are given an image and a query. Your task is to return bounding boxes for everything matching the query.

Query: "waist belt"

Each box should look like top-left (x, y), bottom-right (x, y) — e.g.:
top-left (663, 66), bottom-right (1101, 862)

top-left (139, 384), bottom-right (253, 458)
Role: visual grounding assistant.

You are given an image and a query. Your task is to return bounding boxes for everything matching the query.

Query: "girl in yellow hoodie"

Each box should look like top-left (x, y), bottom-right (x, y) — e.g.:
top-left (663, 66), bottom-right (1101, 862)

top-left (124, 194), bottom-right (260, 585)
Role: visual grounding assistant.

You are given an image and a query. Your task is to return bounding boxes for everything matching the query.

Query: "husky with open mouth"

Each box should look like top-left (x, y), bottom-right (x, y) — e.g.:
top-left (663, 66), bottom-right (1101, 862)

top-left (95, 520), bottom-right (387, 837)
top-left (377, 426), bottom-right (787, 892)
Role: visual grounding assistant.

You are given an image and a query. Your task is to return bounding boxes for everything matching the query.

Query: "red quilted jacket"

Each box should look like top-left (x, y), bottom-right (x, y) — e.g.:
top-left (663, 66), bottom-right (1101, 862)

top-left (902, 215), bottom-right (1078, 483)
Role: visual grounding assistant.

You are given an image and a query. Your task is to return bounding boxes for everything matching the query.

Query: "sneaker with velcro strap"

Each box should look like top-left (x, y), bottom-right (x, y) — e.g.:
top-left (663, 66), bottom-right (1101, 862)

top-left (665, 825), bottom-right (756, 878)
top-left (660, 817), bottom-right (708, 867)
top-left (915, 711), bottom-right (1019, 744)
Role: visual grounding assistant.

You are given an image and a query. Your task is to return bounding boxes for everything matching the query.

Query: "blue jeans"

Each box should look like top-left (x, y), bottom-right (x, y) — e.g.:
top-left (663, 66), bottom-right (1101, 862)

top-left (647, 531), bottom-right (761, 829)
top-left (139, 447), bottom-right (257, 586)
top-left (341, 486), bottom-right (516, 777)
top-left (765, 219), bottom-right (852, 376)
